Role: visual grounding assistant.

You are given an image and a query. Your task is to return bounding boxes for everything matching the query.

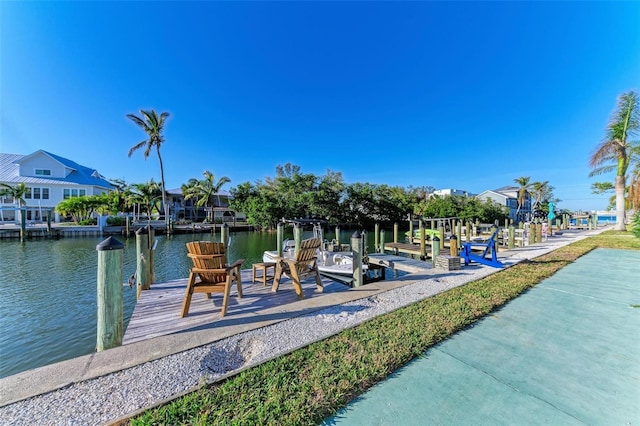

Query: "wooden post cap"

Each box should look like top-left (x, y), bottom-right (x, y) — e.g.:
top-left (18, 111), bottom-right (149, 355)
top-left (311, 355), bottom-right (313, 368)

top-left (96, 236), bottom-right (124, 251)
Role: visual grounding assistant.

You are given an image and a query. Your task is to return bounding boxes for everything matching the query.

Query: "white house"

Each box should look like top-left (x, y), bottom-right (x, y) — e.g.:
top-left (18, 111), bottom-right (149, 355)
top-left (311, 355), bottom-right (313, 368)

top-left (476, 186), bottom-right (532, 223)
top-left (432, 188), bottom-right (475, 197)
top-left (0, 150), bottom-right (113, 223)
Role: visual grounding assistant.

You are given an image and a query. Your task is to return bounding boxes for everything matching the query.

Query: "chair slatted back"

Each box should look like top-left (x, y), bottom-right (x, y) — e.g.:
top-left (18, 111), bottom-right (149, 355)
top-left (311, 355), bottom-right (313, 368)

top-left (290, 238), bottom-right (321, 277)
top-left (186, 241), bottom-right (227, 284)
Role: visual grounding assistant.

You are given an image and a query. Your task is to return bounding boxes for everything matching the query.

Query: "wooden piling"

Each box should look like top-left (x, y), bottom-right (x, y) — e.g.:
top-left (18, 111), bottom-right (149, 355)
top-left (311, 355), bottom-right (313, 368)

top-left (432, 236), bottom-right (440, 267)
top-left (135, 227), bottom-right (151, 298)
top-left (96, 237), bottom-right (124, 351)
top-left (20, 209), bottom-right (26, 243)
top-left (438, 226), bottom-right (444, 250)
top-left (294, 223), bottom-right (302, 254)
top-left (393, 222), bottom-right (399, 244)
top-left (449, 234), bottom-right (458, 256)
top-left (335, 226), bottom-right (341, 246)
top-left (351, 231), bottom-right (363, 288)
top-left (221, 223), bottom-right (229, 263)
top-left (380, 229), bottom-right (386, 254)
top-left (277, 222), bottom-right (284, 257)
top-left (374, 223), bottom-right (380, 253)
top-left (508, 225), bottom-right (515, 249)
top-left (419, 220), bottom-right (426, 259)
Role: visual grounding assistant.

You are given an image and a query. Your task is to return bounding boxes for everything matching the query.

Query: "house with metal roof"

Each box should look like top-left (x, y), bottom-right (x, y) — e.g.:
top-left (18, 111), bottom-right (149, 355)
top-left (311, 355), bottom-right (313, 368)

top-left (476, 185), bottom-right (532, 223)
top-left (0, 150), bottom-right (113, 223)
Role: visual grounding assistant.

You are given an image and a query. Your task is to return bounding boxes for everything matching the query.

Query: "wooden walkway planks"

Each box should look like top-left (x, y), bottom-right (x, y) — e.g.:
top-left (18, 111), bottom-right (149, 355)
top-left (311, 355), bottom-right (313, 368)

top-left (123, 270), bottom-right (351, 345)
top-left (367, 253), bottom-right (433, 274)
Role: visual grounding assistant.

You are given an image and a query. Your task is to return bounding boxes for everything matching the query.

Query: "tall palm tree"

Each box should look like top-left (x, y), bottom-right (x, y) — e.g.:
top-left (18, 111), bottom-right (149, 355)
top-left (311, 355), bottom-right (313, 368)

top-left (514, 176), bottom-right (532, 218)
top-left (195, 171), bottom-right (231, 222)
top-left (127, 109), bottom-right (171, 229)
top-left (589, 91), bottom-right (639, 231)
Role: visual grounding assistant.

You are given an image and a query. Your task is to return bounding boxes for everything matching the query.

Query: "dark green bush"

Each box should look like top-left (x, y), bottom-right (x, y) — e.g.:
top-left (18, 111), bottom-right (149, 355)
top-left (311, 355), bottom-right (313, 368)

top-left (78, 218), bottom-right (97, 226)
top-left (632, 211), bottom-right (640, 238)
top-left (106, 216), bottom-right (127, 226)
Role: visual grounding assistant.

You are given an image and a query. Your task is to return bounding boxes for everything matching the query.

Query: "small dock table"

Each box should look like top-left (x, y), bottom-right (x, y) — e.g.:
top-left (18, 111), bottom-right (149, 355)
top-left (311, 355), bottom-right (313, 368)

top-left (252, 262), bottom-right (276, 285)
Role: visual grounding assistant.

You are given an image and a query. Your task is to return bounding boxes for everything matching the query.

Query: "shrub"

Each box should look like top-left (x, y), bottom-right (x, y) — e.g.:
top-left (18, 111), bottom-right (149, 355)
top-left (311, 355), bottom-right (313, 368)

top-left (78, 218), bottom-right (97, 226)
top-left (632, 211), bottom-right (640, 238)
top-left (106, 216), bottom-right (127, 226)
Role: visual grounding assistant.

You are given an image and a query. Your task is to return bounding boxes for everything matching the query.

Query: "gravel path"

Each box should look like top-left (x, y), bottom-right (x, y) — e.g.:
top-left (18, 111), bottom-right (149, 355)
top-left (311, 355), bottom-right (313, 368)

top-left (0, 230), bottom-right (600, 425)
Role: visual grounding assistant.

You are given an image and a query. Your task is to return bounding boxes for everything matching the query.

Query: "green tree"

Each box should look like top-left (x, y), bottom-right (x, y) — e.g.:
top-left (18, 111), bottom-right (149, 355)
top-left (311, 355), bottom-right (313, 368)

top-left (127, 109), bottom-right (171, 228)
top-left (589, 90), bottom-right (639, 230)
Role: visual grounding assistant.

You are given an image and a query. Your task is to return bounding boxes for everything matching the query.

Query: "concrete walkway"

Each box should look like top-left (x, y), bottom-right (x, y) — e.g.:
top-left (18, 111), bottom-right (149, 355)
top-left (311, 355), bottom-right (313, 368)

top-left (326, 248), bottom-right (640, 425)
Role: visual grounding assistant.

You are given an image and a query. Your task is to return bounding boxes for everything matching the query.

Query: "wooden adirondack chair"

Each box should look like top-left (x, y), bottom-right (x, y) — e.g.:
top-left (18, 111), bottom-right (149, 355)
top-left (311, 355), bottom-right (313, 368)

top-left (181, 241), bottom-right (245, 318)
top-left (272, 237), bottom-right (324, 299)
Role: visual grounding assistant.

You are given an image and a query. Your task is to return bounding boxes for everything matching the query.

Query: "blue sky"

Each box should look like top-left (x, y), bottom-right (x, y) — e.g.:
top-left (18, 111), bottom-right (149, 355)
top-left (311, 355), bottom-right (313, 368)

top-left (1, 1), bottom-right (638, 212)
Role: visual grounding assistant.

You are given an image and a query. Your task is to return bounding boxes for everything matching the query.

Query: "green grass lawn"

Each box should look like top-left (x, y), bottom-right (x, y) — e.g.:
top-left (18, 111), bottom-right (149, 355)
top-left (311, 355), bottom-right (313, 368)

top-left (126, 230), bottom-right (640, 425)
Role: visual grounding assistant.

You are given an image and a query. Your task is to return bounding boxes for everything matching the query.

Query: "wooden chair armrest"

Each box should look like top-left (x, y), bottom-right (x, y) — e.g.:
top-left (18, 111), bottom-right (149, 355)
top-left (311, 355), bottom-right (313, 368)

top-left (226, 259), bottom-right (245, 271)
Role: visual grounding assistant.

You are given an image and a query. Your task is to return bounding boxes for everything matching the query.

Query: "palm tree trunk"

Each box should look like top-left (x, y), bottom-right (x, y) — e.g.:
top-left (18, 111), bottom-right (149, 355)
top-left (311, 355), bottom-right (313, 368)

top-left (615, 175), bottom-right (626, 231)
top-left (156, 147), bottom-right (169, 231)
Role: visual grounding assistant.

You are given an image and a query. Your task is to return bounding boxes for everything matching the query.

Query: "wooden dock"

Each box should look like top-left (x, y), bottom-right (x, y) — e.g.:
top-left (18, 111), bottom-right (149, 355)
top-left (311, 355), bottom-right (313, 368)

top-left (123, 270), bottom-right (354, 345)
top-left (367, 253), bottom-right (433, 274)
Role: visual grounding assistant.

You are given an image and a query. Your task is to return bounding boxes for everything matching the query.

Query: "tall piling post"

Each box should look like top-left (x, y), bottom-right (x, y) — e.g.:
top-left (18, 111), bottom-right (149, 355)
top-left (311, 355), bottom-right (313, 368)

top-left (351, 231), bottom-right (363, 288)
top-left (432, 236), bottom-right (440, 267)
top-left (294, 223), bottom-right (302, 254)
top-left (408, 216), bottom-right (414, 243)
top-left (419, 219), bottom-right (426, 260)
top-left (380, 229), bottom-right (386, 254)
top-left (393, 222), bottom-right (399, 244)
top-left (46, 209), bottom-right (52, 239)
top-left (438, 225), bottom-right (445, 250)
top-left (96, 237), bottom-right (124, 351)
top-left (335, 226), bottom-right (341, 247)
top-left (374, 223), bottom-right (380, 253)
top-left (277, 222), bottom-right (284, 257)
top-left (508, 225), bottom-right (515, 249)
top-left (20, 209), bottom-right (26, 242)
top-left (449, 234), bottom-right (458, 257)
top-left (221, 223), bottom-right (229, 263)
top-left (135, 227), bottom-right (151, 299)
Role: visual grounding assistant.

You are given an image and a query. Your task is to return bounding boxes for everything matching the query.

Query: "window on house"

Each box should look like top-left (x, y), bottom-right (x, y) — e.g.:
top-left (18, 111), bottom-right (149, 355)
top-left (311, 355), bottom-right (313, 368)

top-left (42, 188), bottom-right (49, 200)
top-left (64, 188), bottom-right (87, 199)
top-left (35, 169), bottom-right (52, 176)
top-left (33, 188), bottom-right (41, 199)
top-left (25, 187), bottom-right (32, 199)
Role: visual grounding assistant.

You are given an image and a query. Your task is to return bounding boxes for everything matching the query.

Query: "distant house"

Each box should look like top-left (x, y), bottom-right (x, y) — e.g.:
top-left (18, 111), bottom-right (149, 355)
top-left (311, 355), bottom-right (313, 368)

top-left (0, 150), bottom-right (113, 223)
top-left (432, 188), bottom-right (475, 197)
top-left (476, 186), bottom-right (531, 222)
top-left (167, 188), bottom-right (245, 223)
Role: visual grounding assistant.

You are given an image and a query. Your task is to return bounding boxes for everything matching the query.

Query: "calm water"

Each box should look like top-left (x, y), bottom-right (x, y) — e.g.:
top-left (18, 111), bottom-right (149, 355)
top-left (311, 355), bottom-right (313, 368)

top-left (0, 227), bottom-right (366, 378)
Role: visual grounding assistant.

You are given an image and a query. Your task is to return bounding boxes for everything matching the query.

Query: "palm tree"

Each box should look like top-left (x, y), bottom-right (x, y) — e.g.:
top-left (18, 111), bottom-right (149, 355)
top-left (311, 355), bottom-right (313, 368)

top-left (514, 176), bottom-right (532, 219)
top-left (0, 183), bottom-right (28, 223)
top-left (181, 178), bottom-right (201, 221)
top-left (129, 180), bottom-right (162, 221)
top-left (195, 171), bottom-right (231, 222)
top-left (127, 109), bottom-right (171, 229)
top-left (530, 181), bottom-right (551, 211)
top-left (589, 91), bottom-right (639, 231)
